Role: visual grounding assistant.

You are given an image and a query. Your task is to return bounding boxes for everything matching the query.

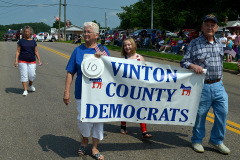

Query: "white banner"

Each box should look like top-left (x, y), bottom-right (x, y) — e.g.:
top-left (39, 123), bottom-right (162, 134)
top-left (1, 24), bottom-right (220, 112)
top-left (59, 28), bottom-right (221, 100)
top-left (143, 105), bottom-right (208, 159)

top-left (81, 55), bottom-right (206, 126)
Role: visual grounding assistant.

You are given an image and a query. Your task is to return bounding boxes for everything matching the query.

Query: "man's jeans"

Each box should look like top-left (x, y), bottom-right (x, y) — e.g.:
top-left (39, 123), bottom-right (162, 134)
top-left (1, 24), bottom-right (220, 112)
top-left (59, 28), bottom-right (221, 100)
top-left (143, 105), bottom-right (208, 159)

top-left (191, 81), bottom-right (228, 145)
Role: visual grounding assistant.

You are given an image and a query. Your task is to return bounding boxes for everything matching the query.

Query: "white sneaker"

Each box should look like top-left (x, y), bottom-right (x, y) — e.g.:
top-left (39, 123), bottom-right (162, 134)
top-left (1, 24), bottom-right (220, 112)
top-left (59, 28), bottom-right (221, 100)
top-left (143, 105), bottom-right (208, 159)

top-left (209, 142), bottom-right (230, 154)
top-left (29, 85), bottom-right (35, 92)
top-left (162, 51), bottom-right (165, 53)
top-left (192, 143), bottom-right (204, 153)
top-left (22, 90), bottom-right (28, 96)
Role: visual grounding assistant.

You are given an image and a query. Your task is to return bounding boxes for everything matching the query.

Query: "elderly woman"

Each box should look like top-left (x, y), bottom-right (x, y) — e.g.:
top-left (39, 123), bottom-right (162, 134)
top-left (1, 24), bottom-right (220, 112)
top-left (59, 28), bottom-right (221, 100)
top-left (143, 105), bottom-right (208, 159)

top-left (14, 25), bottom-right (41, 96)
top-left (63, 22), bottom-right (110, 160)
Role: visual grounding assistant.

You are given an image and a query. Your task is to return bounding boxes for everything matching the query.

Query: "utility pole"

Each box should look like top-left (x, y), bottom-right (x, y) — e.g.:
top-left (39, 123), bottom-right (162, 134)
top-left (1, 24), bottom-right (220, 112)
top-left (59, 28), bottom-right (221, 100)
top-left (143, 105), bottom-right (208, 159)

top-left (105, 12), bottom-right (107, 30)
top-left (59, 0), bottom-right (61, 40)
top-left (63, 0), bottom-right (66, 41)
top-left (151, 0), bottom-right (153, 29)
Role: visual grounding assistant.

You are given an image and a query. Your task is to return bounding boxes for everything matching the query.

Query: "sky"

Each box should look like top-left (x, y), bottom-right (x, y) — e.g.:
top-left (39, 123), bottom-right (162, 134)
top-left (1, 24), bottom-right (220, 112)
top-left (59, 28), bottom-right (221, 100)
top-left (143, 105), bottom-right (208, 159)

top-left (0, 0), bottom-right (139, 29)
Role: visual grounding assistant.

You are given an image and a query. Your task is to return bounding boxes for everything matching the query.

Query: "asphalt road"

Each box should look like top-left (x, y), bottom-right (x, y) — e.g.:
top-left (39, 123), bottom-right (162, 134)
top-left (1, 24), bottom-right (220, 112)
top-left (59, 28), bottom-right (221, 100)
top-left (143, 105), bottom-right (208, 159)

top-left (0, 41), bottom-right (239, 160)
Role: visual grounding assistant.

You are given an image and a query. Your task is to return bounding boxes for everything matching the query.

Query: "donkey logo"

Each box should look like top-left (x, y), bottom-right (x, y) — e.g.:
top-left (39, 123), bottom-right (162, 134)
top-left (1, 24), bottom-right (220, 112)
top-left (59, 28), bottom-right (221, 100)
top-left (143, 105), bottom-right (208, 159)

top-left (90, 78), bottom-right (102, 89)
top-left (180, 84), bottom-right (191, 96)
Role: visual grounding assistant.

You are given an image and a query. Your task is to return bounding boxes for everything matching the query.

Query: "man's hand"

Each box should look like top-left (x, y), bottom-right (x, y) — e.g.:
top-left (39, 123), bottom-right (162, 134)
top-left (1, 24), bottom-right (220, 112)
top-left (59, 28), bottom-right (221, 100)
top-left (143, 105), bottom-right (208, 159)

top-left (191, 64), bottom-right (204, 74)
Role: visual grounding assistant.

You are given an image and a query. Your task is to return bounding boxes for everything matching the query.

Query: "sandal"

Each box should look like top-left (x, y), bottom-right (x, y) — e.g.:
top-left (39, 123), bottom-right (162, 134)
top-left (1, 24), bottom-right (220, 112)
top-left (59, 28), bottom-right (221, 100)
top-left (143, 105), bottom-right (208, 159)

top-left (142, 132), bottom-right (153, 139)
top-left (120, 125), bottom-right (127, 134)
top-left (78, 146), bottom-right (86, 156)
top-left (92, 152), bottom-right (104, 160)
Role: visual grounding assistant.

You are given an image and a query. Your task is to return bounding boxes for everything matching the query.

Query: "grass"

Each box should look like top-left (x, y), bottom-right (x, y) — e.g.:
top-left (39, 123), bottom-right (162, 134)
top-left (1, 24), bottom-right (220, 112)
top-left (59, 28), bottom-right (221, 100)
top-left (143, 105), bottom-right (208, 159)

top-left (56, 40), bottom-right (239, 71)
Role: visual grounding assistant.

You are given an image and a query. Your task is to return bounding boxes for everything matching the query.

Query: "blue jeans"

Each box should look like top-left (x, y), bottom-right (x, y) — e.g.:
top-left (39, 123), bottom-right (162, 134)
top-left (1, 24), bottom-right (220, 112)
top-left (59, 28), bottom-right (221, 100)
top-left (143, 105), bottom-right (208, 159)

top-left (191, 81), bottom-right (228, 145)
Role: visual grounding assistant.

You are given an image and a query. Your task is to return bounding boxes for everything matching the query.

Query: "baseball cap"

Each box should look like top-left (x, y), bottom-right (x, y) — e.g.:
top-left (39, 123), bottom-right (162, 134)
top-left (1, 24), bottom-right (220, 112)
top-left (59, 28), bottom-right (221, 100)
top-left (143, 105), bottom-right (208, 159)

top-left (203, 14), bottom-right (218, 23)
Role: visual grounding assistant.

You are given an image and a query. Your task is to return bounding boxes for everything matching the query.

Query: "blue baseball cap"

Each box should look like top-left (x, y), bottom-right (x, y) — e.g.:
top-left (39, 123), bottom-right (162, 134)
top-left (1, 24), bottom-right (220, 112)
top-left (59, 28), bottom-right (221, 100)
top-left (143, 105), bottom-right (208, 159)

top-left (203, 14), bottom-right (218, 23)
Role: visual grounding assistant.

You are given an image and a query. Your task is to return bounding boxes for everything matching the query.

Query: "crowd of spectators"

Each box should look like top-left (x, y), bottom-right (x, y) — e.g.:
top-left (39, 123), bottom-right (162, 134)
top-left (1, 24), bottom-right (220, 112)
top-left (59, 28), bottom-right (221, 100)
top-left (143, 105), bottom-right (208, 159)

top-left (72, 28), bottom-right (240, 64)
top-left (219, 30), bottom-right (240, 63)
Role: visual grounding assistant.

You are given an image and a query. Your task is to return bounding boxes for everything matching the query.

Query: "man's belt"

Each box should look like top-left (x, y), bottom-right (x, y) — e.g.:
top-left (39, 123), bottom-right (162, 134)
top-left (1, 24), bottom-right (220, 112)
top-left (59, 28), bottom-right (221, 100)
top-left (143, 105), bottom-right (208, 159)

top-left (204, 79), bottom-right (221, 84)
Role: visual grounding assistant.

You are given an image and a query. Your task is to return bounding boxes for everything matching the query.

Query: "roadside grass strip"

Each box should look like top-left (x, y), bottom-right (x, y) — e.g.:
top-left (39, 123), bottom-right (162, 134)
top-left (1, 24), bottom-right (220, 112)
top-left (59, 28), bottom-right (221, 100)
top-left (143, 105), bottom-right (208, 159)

top-left (207, 112), bottom-right (240, 134)
top-left (38, 44), bottom-right (70, 59)
top-left (38, 44), bottom-right (240, 135)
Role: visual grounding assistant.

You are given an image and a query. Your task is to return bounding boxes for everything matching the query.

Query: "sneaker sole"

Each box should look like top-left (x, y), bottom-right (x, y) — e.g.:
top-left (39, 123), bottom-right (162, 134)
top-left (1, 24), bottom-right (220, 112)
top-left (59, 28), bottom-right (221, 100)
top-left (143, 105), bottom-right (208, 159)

top-left (192, 147), bottom-right (204, 153)
top-left (208, 142), bottom-right (230, 154)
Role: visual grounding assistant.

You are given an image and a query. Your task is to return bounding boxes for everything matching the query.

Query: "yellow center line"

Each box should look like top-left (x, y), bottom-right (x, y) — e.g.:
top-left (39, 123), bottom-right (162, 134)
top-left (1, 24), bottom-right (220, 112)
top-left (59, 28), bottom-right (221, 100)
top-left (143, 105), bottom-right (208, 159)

top-left (38, 43), bottom-right (240, 135)
top-left (38, 44), bottom-right (70, 59)
top-left (208, 112), bottom-right (240, 129)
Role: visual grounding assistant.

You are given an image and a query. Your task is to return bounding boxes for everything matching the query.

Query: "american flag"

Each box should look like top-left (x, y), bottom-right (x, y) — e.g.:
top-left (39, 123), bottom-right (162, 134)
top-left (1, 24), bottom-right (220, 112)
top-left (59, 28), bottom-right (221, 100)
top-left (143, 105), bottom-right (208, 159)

top-left (95, 45), bottom-right (108, 56)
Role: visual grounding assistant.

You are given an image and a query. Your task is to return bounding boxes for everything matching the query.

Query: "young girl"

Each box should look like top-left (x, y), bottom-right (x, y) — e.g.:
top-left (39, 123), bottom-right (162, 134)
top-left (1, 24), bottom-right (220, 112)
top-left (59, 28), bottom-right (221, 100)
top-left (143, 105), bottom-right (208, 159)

top-left (120, 38), bottom-right (152, 139)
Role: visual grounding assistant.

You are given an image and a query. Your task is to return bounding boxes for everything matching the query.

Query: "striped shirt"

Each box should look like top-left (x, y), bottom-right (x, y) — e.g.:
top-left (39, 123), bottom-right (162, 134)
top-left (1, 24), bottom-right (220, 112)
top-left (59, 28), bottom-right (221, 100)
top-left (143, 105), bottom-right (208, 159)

top-left (180, 34), bottom-right (224, 80)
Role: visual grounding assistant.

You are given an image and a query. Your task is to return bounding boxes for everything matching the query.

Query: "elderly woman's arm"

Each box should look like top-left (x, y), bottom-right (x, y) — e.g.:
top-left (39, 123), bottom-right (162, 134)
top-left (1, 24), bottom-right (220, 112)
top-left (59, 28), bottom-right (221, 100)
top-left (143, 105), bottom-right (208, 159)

top-left (63, 71), bottom-right (74, 105)
top-left (14, 45), bottom-right (21, 67)
top-left (35, 46), bottom-right (42, 65)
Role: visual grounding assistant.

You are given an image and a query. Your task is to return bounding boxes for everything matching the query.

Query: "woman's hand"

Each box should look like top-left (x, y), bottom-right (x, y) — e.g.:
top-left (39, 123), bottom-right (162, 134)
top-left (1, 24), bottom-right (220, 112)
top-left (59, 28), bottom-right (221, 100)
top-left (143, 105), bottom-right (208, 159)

top-left (94, 52), bottom-right (102, 58)
top-left (38, 61), bottom-right (42, 66)
top-left (14, 61), bottom-right (18, 67)
top-left (63, 91), bottom-right (71, 106)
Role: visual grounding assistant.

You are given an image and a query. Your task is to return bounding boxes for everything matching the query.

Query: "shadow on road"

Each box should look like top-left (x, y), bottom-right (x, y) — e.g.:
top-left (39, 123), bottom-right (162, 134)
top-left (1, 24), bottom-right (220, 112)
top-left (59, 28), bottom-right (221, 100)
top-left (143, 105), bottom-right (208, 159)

top-left (5, 87), bottom-right (23, 94)
top-left (38, 134), bottom-right (80, 158)
top-left (103, 123), bottom-right (191, 151)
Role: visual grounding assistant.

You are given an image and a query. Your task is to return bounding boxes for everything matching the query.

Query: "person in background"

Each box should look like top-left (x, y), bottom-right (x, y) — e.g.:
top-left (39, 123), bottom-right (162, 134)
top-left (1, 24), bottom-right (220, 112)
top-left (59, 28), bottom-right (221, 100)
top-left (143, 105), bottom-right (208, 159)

top-left (120, 38), bottom-right (153, 139)
top-left (224, 36), bottom-right (235, 62)
top-left (229, 31), bottom-right (236, 40)
top-left (180, 36), bottom-right (191, 55)
top-left (233, 31), bottom-right (240, 61)
top-left (33, 33), bottom-right (36, 41)
top-left (219, 32), bottom-right (227, 50)
top-left (151, 30), bottom-right (157, 47)
top-left (14, 25), bottom-right (41, 96)
top-left (63, 22), bottom-right (110, 160)
top-left (172, 36), bottom-right (184, 54)
top-left (180, 14), bottom-right (230, 154)
top-left (159, 35), bottom-right (172, 52)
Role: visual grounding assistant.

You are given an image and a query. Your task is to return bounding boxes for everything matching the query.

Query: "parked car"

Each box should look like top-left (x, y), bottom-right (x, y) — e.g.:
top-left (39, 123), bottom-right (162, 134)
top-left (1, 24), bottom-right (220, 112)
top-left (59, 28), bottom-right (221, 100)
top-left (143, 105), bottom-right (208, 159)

top-left (215, 29), bottom-right (230, 38)
top-left (3, 30), bottom-right (21, 41)
top-left (132, 29), bottom-right (161, 37)
top-left (166, 30), bottom-right (177, 37)
top-left (35, 32), bottom-right (58, 42)
top-left (105, 29), bottom-right (124, 36)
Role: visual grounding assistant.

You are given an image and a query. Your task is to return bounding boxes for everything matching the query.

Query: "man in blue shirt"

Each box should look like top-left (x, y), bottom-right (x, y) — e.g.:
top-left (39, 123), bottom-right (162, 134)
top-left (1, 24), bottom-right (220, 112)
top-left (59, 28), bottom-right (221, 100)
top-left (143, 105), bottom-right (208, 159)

top-left (180, 14), bottom-right (230, 154)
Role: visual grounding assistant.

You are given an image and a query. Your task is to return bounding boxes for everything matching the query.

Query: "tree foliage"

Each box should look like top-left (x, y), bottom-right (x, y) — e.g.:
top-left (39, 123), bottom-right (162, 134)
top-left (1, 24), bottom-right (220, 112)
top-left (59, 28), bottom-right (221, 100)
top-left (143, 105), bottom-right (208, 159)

top-left (52, 20), bottom-right (65, 29)
top-left (117, 0), bottom-right (239, 31)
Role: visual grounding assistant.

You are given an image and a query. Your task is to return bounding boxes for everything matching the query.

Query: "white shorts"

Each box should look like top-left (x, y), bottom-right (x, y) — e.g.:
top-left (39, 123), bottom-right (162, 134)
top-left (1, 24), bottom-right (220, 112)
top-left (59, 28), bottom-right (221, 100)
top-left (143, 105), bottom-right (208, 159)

top-left (18, 63), bottom-right (36, 82)
top-left (76, 99), bottom-right (104, 140)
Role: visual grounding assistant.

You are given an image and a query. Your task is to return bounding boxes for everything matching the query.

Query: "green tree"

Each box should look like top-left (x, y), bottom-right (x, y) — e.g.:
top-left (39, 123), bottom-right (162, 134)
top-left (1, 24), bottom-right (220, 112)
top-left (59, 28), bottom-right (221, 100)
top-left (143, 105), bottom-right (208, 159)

top-left (52, 20), bottom-right (65, 29)
top-left (117, 0), bottom-right (239, 31)
top-left (92, 20), bottom-right (101, 28)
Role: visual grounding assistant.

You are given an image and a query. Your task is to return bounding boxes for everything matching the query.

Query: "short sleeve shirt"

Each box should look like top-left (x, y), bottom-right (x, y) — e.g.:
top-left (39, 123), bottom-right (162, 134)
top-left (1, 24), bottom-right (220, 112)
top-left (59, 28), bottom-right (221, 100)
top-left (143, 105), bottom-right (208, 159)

top-left (66, 44), bottom-right (110, 99)
top-left (18, 39), bottom-right (37, 62)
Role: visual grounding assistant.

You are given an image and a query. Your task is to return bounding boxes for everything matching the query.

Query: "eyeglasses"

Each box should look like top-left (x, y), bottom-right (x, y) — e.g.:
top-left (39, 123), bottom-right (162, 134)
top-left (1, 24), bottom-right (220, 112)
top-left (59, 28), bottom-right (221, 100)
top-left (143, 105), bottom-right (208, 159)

top-left (204, 24), bottom-right (217, 29)
top-left (83, 31), bottom-right (95, 35)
